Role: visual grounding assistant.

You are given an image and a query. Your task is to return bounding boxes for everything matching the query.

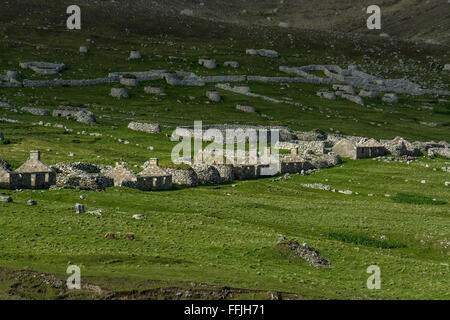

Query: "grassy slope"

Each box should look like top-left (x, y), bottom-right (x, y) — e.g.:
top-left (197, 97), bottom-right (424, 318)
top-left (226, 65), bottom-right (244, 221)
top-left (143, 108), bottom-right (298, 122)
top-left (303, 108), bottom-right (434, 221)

top-left (0, 2), bottom-right (449, 299)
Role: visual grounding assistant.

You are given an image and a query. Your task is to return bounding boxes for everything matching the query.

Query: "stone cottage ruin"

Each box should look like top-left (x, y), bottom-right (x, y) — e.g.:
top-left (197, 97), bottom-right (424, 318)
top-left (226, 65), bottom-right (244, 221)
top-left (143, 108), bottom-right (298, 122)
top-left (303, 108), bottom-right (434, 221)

top-left (137, 158), bottom-right (172, 191)
top-left (0, 164), bottom-right (19, 189)
top-left (15, 150), bottom-right (56, 189)
top-left (332, 139), bottom-right (385, 160)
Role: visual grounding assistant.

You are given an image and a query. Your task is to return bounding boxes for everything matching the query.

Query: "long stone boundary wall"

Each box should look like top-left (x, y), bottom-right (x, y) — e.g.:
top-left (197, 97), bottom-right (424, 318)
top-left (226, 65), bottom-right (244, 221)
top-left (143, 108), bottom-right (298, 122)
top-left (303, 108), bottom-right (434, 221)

top-left (1, 65), bottom-right (449, 96)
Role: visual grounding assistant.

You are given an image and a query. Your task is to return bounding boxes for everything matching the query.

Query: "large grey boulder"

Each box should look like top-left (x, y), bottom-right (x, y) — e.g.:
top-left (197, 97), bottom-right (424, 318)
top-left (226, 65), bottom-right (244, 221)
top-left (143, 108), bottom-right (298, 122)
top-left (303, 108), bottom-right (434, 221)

top-left (128, 50), bottom-right (142, 60)
top-left (198, 58), bottom-right (217, 69)
top-left (79, 46), bottom-right (88, 53)
top-left (236, 104), bottom-right (255, 113)
top-left (206, 90), bottom-right (221, 102)
top-left (110, 87), bottom-right (129, 99)
top-left (342, 94), bottom-right (364, 105)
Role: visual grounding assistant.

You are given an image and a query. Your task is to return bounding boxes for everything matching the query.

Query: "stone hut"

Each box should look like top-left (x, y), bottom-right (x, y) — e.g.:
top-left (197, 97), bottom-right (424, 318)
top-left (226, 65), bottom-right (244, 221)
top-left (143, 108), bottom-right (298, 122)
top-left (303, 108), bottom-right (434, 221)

top-left (15, 151), bottom-right (56, 189)
top-left (332, 139), bottom-right (385, 160)
top-left (105, 164), bottom-right (138, 188)
top-left (280, 148), bottom-right (313, 174)
top-left (137, 158), bottom-right (172, 191)
top-left (0, 164), bottom-right (19, 189)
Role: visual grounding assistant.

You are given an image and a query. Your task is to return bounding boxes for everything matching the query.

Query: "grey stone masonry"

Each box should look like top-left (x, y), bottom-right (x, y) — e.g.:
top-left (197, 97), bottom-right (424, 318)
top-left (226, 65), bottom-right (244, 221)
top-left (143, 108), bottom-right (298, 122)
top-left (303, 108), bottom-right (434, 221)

top-left (52, 107), bottom-right (96, 125)
top-left (144, 85), bottom-right (164, 94)
top-left (20, 61), bottom-right (66, 75)
top-left (198, 58), bottom-right (217, 69)
top-left (128, 122), bottom-right (161, 134)
top-left (246, 49), bottom-right (279, 58)
top-left (110, 87), bottom-right (129, 99)
top-left (15, 150), bottom-right (56, 189)
top-left (21, 107), bottom-right (51, 116)
top-left (223, 61), bottom-right (240, 68)
top-left (206, 90), bottom-right (221, 102)
top-left (128, 51), bottom-right (142, 59)
top-left (236, 104), bottom-right (255, 113)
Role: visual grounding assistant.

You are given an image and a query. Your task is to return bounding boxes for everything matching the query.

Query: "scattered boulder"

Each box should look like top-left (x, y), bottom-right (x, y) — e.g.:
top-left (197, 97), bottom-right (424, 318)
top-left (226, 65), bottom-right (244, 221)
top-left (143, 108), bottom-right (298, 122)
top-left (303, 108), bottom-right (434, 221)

top-left (128, 50), bottom-right (141, 60)
top-left (382, 93), bottom-right (398, 103)
top-left (278, 22), bottom-right (290, 28)
top-left (316, 91), bottom-right (336, 100)
top-left (333, 84), bottom-right (355, 95)
top-left (342, 94), bottom-right (364, 105)
top-left (223, 61), bottom-right (239, 68)
top-left (359, 90), bottom-right (377, 98)
top-left (133, 214), bottom-right (147, 220)
top-left (27, 200), bottom-right (37, 206)
top-left (127, 121), bottom-right (161, 134)
top-left (144, 85), bottom-right (164, 94)
top-left (206, 90), bottom-right (221, 102)
top-left (236, 104), bottom-right (255, 113)
top-left (88, 209), bottom-right (103, 216)
top-left (21, 107), bottom-right (50, 116)
top-left (198, 58), bottom-right (217, 69)
top-left (180, 9), bottom-right (194, 16)
top-left (79, 46), bottom-right (88, 53)
top-left (301, 183), bottom-right (331, 191)
top-left (246, 49), bottom-right (279, 58)
top-left (110, 87), bottom-right (129, 99)
top-left (444, 64), bottom-right (450, 71)
top-left (277, 239), bottom-right (331, 267)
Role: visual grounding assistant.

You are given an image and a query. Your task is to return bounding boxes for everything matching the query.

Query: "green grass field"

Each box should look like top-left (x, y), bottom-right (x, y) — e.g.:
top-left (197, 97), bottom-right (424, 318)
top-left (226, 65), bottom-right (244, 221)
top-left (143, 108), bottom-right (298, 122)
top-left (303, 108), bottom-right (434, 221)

top-left (0, 1), bottom-right (449, 300)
